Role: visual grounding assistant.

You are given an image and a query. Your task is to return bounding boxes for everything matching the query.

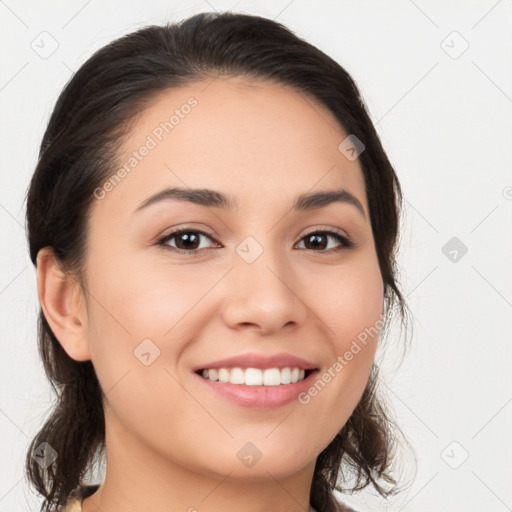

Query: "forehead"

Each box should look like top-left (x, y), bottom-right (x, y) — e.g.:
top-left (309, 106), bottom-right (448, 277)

top-left (91, 77), bottom-right (368, 221)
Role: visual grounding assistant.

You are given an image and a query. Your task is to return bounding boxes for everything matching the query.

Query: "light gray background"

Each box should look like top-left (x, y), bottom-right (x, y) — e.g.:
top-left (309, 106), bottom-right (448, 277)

top-left (1, 1), bottom-right (511, 511)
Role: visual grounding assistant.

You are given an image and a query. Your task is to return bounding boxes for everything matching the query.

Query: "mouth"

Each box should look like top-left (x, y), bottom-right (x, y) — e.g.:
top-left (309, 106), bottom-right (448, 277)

top-left (191, 352), bottom-right (319, 408)
top-left (195, 367), bottom-right (315, 386)
top-left (193, 359), bottom-right (320, 408)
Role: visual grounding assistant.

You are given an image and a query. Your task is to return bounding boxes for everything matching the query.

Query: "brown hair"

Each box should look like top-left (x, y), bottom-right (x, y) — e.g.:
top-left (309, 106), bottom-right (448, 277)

top-left (25, 11), bottom-right (413, 512)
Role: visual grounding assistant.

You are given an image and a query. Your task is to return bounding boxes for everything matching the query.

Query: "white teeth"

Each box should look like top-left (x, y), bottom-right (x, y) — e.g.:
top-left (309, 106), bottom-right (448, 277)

top-left (245, 368), bottom-right (263, 386)
top-left (280, 367), bottom-right (291, 384)
top-left (229, 367), bottom-right (245, 385)
top-left (218, 368), bottom-right (230, 383)
top-left (263, 368), bottom-right (281, 386)
top-left (200, 366), bottom-right (309, 386)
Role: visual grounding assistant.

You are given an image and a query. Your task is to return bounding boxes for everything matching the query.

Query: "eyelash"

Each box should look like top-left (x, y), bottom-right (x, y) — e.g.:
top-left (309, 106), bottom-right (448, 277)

top-left (157, 227), bottom-right (355, 256)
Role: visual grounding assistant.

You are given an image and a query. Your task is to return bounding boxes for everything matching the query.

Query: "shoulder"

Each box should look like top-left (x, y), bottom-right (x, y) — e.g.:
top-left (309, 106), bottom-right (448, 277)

top-left (50, 484), bottom-right (100, 512)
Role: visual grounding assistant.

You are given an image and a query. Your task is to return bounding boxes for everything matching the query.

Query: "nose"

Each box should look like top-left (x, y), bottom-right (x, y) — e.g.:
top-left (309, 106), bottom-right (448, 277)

top-left (220, 250), bottom-right (308, 336)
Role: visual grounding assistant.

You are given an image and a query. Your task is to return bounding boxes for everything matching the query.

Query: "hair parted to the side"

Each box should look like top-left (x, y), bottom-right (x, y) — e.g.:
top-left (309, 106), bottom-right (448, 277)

top-left (25, 11), bottom-right (414, 512)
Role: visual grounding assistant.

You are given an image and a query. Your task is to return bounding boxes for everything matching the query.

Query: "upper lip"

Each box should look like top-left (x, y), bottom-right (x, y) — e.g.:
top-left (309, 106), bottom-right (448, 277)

top-left (192, 352), bottom-right (318, 372)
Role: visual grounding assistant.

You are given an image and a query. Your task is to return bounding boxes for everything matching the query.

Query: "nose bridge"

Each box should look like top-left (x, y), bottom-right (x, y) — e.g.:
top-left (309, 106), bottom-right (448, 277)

top-left (237, 238), bottom-right (290, 299)
top-left (221, 233), bottom-right (306, 334)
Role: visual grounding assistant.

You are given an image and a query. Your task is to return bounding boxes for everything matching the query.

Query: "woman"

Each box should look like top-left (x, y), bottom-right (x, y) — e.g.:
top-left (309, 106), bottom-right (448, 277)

top-left (25, 11), bottom-right (411, 512)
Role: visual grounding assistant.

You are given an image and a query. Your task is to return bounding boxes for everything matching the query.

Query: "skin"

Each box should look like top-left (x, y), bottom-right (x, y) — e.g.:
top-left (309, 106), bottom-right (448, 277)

top-left (37, 76), bottom-right (384, 512)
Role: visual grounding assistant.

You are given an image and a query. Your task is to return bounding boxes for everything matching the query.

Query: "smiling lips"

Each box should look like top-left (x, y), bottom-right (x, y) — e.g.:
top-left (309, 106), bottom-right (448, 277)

top-left (193, 352), bottom-right (319, 408)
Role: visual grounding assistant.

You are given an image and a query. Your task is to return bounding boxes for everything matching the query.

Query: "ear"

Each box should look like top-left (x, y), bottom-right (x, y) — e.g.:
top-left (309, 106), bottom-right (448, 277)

top-left (36, 247), bottom-right (91, 361)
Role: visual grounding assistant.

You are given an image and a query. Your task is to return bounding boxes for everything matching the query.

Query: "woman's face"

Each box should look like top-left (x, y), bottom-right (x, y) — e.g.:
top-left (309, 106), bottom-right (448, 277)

top-left (81, 77), bottom-right (384, 480)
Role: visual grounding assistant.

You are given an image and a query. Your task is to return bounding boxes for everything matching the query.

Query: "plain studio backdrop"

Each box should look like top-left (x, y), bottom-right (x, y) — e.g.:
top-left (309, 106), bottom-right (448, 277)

top-left (1, 1), bottom-right (511, 511)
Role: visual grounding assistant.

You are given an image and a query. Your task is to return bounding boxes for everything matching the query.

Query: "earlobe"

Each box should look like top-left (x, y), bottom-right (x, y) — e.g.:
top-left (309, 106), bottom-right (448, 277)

top-left (36, 247), bottom-right (91, 362)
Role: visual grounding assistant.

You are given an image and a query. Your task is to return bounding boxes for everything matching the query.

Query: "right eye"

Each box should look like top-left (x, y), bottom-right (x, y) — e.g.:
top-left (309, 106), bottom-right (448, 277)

top-left (157, 228), bottom-right (221, 255)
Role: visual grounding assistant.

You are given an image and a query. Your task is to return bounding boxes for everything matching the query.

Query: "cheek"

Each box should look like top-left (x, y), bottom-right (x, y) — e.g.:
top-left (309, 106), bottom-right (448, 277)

top-left (83, 251), bottom-right (219, 401)
top-left (310, 254), bottom-right (384, 351)
top-left (82, 259), bottom-right (202, 446)
top-left (299, 254), bottom-right (383, 419)
top-left (85, 247), bottom-right (213, 343)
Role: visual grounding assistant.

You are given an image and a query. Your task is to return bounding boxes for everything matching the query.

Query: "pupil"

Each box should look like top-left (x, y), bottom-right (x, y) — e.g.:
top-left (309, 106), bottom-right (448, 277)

top-left (307, 234), bottom-right (326, 249)
top-left (179, 232), bottom-right (199, 249)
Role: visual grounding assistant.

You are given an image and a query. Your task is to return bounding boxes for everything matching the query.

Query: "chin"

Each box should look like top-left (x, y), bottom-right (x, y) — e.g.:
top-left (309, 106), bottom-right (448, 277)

top-left (198, 445), bottom-right (316, 482)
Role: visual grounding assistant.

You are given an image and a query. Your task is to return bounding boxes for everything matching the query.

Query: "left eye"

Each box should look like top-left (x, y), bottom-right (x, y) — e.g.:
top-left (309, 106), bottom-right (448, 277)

top-left (296, 231), bottom-right (353, 252)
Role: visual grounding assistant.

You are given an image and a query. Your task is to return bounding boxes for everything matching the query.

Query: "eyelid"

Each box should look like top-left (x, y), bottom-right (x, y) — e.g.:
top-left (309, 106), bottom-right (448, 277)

top-left (156, 223), bottom-right (221, 242)
top-left (301, 225), bottom-right (349, 239)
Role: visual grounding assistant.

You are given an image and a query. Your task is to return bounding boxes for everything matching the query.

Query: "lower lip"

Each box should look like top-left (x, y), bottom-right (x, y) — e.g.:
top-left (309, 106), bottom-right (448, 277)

top-left (195, 371), bottom-right (318, 409)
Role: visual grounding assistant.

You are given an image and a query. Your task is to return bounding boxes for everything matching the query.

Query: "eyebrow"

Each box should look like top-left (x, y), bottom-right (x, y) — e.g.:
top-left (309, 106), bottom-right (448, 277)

top-left (134, 186), bottom-right (366, 219)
